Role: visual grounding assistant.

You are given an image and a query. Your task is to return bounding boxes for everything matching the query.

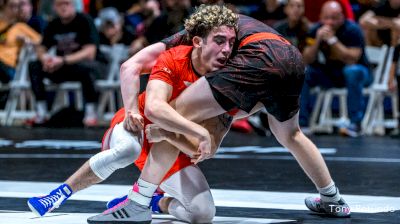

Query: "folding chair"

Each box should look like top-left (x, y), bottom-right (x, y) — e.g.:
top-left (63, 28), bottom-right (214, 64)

top-left (362, 46), bottom-right (398, 135)
top-left (96, 44), bottom-right (129, 122)
top-left (45, 47), bottom-right (84, 113)
top-left (309, 45), bottom-right (390, 134)
top-left (2, 44), bottom-right (37, 126)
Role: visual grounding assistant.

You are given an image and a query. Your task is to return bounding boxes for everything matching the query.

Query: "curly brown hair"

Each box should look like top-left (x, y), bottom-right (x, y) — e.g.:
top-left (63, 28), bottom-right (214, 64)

top-left (184, 4), bottom-right (238, 40)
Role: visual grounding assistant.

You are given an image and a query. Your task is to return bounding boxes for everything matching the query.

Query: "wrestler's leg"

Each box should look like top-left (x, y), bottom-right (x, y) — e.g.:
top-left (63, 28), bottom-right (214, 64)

top-left (139, 141), bottom-right (180, 185)
top-left (268, 112), bottom-right (350, 216)
top-left (173, 77), bottom-right (226, 123)
top-left (28, 123), bottom-right (142, 216)
top-left (130, 114), bottom-right (232, 208)
top-left (69, 123), bottom-right (141, 191)
top-left (159, 165), bottom-right (215, 223)
top-left (267, 112), bottom-right (332, 188)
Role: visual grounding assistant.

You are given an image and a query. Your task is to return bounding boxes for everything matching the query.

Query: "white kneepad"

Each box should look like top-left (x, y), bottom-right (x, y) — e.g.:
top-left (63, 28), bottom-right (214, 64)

top-left (89, 123), bottom-right (142, 180)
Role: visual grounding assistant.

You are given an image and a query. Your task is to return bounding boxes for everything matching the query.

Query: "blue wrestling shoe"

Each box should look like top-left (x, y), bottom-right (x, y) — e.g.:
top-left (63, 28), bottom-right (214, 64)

top-left (106, 195), bottom-right (128, 209)
top-left (27, 183), bottom-right (73, 216)
top-left (107, 192), bottom-right (164, 213)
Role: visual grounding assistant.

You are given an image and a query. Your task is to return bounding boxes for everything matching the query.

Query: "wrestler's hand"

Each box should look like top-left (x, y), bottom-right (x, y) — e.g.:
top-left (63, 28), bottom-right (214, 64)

top-left (190, 152), bottom-right (201, 163)
top-left (145, 123), bottom-right (168, 143)
top-left (124, 111), bottom-right (144, 133)
top-left (194, 132), bottom-right (212, 164)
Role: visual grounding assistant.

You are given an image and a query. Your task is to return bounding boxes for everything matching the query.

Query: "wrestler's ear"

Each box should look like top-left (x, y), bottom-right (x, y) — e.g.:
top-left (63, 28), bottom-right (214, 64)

top-left (192, 36), bottom-right (203, 48)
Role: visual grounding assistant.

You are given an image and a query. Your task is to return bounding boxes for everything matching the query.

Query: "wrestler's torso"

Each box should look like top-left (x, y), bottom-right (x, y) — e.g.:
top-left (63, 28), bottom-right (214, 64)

top-left (138, 45), bottom-right (200, 115)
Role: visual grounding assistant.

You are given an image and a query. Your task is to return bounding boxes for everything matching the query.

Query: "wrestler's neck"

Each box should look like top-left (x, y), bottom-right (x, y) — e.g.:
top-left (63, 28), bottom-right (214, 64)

top-left (191, 49), bottom-right (208, 76)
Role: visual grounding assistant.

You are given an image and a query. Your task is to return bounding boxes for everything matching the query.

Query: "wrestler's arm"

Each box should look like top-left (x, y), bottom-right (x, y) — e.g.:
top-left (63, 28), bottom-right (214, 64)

top-left (145, 80), bottom-right (212, 146)
top-left (121, 31), bottom-right (190, 131)
top-left (120, 42), bottom-right (166, 131)
top-left (146, 114), bottom-right (233, 161)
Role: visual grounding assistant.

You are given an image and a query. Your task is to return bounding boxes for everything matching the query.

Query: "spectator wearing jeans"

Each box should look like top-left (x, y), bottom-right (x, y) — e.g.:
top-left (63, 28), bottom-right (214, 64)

top-left (301, 0), bottom-right (372, 137)
top-left (28, 0), bottom-right (103, 126)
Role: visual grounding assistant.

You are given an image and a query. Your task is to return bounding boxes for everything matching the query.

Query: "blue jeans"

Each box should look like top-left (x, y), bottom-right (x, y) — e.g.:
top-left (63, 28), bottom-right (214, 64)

top-left (0, 60), bottom-right (15, 83)
top-left (300, 64), bottom-right (372, 126)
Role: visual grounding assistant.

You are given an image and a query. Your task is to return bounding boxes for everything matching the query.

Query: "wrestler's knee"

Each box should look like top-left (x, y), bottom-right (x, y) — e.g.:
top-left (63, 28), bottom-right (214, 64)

top-left (187, 193), bottom-right (215, 223)
top-left (109, 123), bottom-right (142, 166)
top-left (89, 123), bottom-right (141, 180)
top-left (187, 205), bottom-right (215, 223)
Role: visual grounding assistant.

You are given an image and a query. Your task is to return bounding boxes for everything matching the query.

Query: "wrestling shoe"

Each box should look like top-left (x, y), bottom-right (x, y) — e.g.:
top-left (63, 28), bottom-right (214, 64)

top-left (305, 196), bottom-right (351, 217)
top-left (107, 192), bottom-right (164, 213)
top-left (27, 183), bottom-right (73, 216)
top-left (87, 198), bottom-right (151, 224)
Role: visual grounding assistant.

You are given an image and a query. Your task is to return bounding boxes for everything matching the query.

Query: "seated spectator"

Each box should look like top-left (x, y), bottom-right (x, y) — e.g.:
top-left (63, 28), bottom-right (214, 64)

top-left (123, 0), bottom-right (161, 54)
top-left (274, 0), bottom-right (310, 52)
top-left (97, 7), bottom-right (136, 52)
top-left (359, 0), bottom-right (400, 46)
top-left (250, 0), bottom-right (286, 27)
top-left (145, 0), bottom-right (191, 44)
top-left (352, 0), bottom-right (380, 21)
top-left (0, 0), bottom-right (41, 83)
top-left (28, 0), bottom-right (104, 126)
top-left (304, 0), bottom-right (355, 22)
top-left (301, 0), bottom-right (372, 137)
top-left (17, 0), bottom-right (46, 34)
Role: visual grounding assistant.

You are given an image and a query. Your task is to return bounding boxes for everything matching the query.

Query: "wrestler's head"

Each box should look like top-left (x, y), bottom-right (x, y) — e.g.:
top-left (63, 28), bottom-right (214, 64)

top-left (185, 4), bottom-right (238, 74)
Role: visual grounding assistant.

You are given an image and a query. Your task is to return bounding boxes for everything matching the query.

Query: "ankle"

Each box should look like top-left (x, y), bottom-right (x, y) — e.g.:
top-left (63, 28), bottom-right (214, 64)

top-left (317, 181), bottom-right (341, 202)
top-left (129, 178), bottom-right (158, 206)
top-left (52, 183), bottom-right (73, 198)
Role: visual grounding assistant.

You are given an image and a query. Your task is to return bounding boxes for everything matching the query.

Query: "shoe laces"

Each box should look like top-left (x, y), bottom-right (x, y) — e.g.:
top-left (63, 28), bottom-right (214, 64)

top-left (38, 190), bottom-right (65, 210)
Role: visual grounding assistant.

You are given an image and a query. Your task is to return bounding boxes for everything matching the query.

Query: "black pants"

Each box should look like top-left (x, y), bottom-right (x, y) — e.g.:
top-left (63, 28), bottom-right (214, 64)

top-left (29, 60), bottom-right (101, 103)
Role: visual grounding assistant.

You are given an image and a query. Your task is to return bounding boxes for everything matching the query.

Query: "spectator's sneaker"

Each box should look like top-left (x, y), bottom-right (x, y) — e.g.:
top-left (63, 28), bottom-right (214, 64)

top-left (27, 184), bottom-right (73, 216)
top-left (25, 115), bottom-right (48, 127)
top-left (305, 197), bottom-right (351, 217)
top-left (107, 192), bottom-right (164, 214)
top-left (231, 118), bottom-right (253, 133)
top-left (83, 116), bottom-right (98, 127)
top-left (339, 123), bottom-right (361, 138)
top-left (87, 198), bottom-right (151, 224)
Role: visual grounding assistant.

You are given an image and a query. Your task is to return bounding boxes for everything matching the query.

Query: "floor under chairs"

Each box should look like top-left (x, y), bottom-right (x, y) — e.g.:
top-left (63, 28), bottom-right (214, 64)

top-left (0, 44), bottom-right (130, 127)
top-left (309, 45), bottom-right (399, 135)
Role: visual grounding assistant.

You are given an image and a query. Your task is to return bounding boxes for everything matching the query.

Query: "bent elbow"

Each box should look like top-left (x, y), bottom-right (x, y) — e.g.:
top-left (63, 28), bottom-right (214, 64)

top-left (144, 103), bottom-right (161, 122)
top-left (120, 61), bottom-right (141, 80)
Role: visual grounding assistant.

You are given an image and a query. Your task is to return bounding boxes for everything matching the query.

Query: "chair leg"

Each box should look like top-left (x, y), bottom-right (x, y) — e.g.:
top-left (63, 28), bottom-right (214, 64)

top-left (374, 94), bottom-right (385, 135)
top-left (310, 91), bottom-right (325, 132)
top-left (338, 93), bottom-right (349, 127)
top-left (362, 93), bottom-right (376, 134)
top-left (319, 92), bottom-right (334, 133)
top-left (391, 92), bottom-right (399, 128)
